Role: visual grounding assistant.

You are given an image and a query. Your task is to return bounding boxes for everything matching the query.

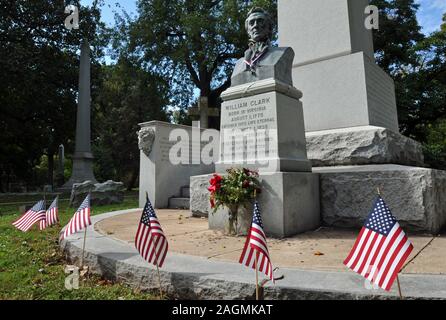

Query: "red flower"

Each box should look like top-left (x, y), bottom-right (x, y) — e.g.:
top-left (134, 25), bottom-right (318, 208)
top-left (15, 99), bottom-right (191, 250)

top-left (242, 180), bottom-right (250, 188)
top-left (210, 174), bottom-right (222, 186)
top-left (208, 184), bottom-right (221, 193)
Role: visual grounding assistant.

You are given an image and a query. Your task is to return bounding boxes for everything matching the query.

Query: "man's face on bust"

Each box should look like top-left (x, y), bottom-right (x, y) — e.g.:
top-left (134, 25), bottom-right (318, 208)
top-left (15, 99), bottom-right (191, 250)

top-left (246, 12), bottom-right (269, 42)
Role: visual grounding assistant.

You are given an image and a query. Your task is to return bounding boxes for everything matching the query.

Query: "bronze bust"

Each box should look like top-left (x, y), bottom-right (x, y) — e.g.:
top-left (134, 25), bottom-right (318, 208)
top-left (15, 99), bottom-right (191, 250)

top-left (231, 7), bottom-right (295, 87)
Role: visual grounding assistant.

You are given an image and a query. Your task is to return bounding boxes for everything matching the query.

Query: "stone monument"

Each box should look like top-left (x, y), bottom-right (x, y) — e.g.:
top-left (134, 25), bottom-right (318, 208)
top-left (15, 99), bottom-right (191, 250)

top-left (63, 40), bottom-right (97, 188)
top-left (138, 121), bottom-right (218, 209)
top-left (276, 0), bottom-right (446, 233)
top-left (278, 0), bottom-right (423, 167)
top-left (202, 8), bottom-right (320, 237)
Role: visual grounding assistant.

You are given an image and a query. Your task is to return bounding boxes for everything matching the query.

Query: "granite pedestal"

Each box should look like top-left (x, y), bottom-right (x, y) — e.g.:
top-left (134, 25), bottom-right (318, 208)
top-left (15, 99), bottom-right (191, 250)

top-left (207, 78), bottom-right (320, 238)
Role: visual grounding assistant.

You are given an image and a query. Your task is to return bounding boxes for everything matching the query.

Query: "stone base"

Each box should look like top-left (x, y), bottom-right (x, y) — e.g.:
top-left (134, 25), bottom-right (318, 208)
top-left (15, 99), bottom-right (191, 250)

top-left (192, 165), bottom-right (446, 234)
top-left (306, 126), bottom-right (424, 167)
top-left (208, 172), bottom-right (321, 238)
top-left (315, 165), bottom-right (446, 234)
top-left (63, 153), bottom-right (97, 189)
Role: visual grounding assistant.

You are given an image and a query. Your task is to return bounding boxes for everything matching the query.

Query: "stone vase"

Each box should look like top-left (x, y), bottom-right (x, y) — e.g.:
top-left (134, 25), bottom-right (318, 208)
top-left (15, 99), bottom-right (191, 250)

top-left (224, 203), bottom-right (253, 236)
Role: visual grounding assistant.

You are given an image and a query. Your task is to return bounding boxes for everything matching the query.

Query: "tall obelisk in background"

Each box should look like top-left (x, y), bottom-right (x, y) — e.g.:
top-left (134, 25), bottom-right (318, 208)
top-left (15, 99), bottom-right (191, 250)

top-left (64, 40), bottom-right (97, 188)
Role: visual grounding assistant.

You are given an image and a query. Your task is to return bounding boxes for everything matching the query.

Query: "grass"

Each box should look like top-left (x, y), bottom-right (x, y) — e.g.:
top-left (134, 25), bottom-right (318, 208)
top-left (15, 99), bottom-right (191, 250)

top-left (0, 195), bottom-right (156, 300)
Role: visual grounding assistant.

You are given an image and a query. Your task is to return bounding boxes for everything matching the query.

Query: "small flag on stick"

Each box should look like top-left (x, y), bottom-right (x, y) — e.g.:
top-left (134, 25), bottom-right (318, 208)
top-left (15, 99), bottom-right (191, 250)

top-left (39, 196), bottom-right (59, 230)
top-left (239, 200), bottom-right (274, 283)
top-left (60, 194), bottom-right (91, 241)
top-left (135, 196), bottom-right (169, 268)
top-left (344, 195), bottom-right (413, 291)
top-left (12, 200), bottom-right (46, 232)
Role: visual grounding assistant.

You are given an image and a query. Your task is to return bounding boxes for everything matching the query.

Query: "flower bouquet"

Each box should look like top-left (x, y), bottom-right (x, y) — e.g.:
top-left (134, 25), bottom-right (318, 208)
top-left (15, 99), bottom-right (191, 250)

top-left (208, 168), bottom-right (261, 235)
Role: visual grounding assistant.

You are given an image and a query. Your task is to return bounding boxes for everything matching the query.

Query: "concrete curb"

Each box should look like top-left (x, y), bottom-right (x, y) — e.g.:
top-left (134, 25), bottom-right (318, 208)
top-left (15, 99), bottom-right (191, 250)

top-left (60, 209), bottom-right (446, 300)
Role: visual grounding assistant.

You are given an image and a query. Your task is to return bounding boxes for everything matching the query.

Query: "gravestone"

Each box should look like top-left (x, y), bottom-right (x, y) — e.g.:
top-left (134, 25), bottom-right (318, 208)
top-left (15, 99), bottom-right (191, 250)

top-left (278, 0), bottom-right (422, 166)
top-left (275, 0), bottom-right (446, 233)
top-left (138, 121), bottom-right (218, 209)
top-left (198, 8), bottom-right (320, 238)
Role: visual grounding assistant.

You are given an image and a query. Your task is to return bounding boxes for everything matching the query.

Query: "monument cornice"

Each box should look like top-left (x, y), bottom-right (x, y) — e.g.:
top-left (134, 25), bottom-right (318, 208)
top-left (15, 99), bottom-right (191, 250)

top-left (221, 78), bottom-right (303, 101)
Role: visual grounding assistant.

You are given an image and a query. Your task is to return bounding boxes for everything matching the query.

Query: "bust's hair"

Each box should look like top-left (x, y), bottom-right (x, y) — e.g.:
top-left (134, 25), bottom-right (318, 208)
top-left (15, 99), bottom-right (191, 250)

top-left (245, 7), bottom-right (273, 40)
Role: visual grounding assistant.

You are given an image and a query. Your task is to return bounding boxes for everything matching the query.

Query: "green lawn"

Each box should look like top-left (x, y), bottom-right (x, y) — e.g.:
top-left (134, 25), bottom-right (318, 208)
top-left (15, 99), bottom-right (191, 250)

top-left (0, 196), bottom-right (156, 300)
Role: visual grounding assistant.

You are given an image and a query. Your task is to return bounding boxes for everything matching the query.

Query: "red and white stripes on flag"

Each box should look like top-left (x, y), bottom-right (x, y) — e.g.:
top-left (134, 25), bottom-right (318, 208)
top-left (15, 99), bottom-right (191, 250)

top-left (135, 197), bottom-right (168, 268)
top-left (12, 200), bottom-right (46, 232)
top-left (60, 194), bottom-right (91, 241)
top-left (39, 197), bottom-right (59, 230)
top-left (344, 196), bottom-right (414, 291)
top-left (239, 201), bottom-right (274, 283)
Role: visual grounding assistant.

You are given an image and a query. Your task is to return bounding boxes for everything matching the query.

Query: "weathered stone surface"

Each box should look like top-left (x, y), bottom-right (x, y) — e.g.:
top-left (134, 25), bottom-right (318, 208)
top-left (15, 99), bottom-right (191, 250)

top-left (190, 175), bottom-right (212, 218)
top-left (70, 180), bottom-right (125, 207)
top-left (316, 165), bottom-right (446, 233)
top-left (60, 210), bottom-right (446, 300)
top-left (138, 121), bottom-right (217, 209)
top-left (307, 126), bottom-right (424, 167)
top-left (209, 172), bottom-right (320, 238)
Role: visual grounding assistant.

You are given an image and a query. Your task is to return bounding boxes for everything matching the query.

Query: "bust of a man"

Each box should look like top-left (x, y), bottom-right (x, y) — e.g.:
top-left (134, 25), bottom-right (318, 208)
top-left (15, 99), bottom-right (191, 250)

top-left (231, 7), bottom-right (295, 87)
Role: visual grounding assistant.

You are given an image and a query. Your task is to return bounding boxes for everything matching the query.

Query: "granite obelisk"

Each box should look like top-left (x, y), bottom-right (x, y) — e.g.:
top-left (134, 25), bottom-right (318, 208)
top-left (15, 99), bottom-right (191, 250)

top-left (64, 40), bottom-right (97, 188)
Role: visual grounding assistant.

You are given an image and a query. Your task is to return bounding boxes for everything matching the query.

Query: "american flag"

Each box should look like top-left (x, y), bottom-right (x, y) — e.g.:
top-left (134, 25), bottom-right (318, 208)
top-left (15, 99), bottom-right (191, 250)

top-left (239, 201), bottom-right (274, 282)
top-left (60, 194), bottom-right (91, 241)
top-left (135, 197), bottom-right (168, 268)
top-left (39, 197), bottom-right (59, 230)
top-left (344, 196), bottom-right (414, 291)
top-left (12, 200), bottom-right (46, 232)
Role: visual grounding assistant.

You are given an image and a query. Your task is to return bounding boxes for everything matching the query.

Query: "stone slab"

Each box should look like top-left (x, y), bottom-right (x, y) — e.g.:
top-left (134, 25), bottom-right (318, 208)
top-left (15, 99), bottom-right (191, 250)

top-left (61, 210), bottom-right (446, 300)
top-left (190, 175), bottom-right (212, 218)
top-left (306, 126), bottom-right (424, 167)
top-left (138, 121), bottom-right (218, 208)
top-left (208, 172), bottom-right (320, 238)
top-left (69, 180), bottom-right (125, 207)
top-left (291, 52), bottom-right (399, 133)
top-left (315, 165), bottom-right (446, 234)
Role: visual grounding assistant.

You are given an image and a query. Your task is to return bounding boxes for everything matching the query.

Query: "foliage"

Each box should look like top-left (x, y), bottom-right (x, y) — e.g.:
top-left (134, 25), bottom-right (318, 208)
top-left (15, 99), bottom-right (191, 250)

top-left (208, 168), bottom-right (261, 214)
top-left (423, 119), bottom-right (446, 169)
top-left (93, 57), bottom-right (170, 189)
top-left (0, 0), bottom-right (106, 190)
top-left (0, 196), bottom-right (157, 300)
top-left (115, 0), bottom-right (277, 128)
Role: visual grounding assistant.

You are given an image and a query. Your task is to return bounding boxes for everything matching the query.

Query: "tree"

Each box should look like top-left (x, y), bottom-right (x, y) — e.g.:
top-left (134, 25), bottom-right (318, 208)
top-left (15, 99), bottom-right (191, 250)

top-left (93, 57), bottom-right (170, 189)
top-left (116, 0), bottom-right (277, 128)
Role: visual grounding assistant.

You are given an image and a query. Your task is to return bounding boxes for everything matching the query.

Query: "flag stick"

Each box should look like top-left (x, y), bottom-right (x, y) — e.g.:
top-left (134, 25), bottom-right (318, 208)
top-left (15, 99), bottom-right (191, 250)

top-left (80, 193), bottom-right (91, 268)
top-left (396, 274), bottom-right (404, 300)
top-left (254, 254), bottom-right (259, 301)
top-left (253, 189), bottom-right (260, 300)
top-left (146, 190), bottom-right (164, 299)
top-left (80, 227), bottom-right (87, 268)
top-left (376, 187), bottom-right (405, 299)
top-left (155, 260), bottom-right (164, 300)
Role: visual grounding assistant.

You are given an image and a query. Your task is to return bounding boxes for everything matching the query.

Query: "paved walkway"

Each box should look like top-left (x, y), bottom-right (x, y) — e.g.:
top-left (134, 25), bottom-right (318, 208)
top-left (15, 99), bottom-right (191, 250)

top-left (96, 209), bottom-right (445, 275)
top-left (60, 209), bottom-right (446, 300)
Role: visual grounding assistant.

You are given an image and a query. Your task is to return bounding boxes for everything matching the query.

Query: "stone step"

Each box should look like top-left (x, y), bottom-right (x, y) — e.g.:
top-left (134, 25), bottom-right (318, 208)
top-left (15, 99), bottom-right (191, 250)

top-left (168, 197), bottom-right (190, 210)
top-left (181, 186), bottom-right (190, 198)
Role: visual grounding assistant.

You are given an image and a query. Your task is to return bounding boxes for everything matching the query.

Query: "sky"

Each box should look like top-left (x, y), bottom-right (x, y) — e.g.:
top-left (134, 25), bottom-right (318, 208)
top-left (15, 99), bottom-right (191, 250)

top-left (82, 0), bottom-right (445, 35)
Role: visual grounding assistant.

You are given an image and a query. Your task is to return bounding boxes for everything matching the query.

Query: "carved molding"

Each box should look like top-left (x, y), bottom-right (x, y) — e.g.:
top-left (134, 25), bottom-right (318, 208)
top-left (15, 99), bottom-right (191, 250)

top-left (137, 127), bottom-right (156, 157)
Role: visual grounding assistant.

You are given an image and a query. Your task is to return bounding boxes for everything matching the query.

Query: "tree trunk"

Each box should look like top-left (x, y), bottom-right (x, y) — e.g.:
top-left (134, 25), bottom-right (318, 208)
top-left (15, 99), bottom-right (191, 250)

top-left (127, 166), bottom-right (139, 191)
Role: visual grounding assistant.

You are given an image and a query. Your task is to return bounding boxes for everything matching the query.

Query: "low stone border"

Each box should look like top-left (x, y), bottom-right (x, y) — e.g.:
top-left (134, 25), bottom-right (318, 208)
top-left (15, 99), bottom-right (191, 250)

top-left (60, 209), bottom-right (446, 300)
